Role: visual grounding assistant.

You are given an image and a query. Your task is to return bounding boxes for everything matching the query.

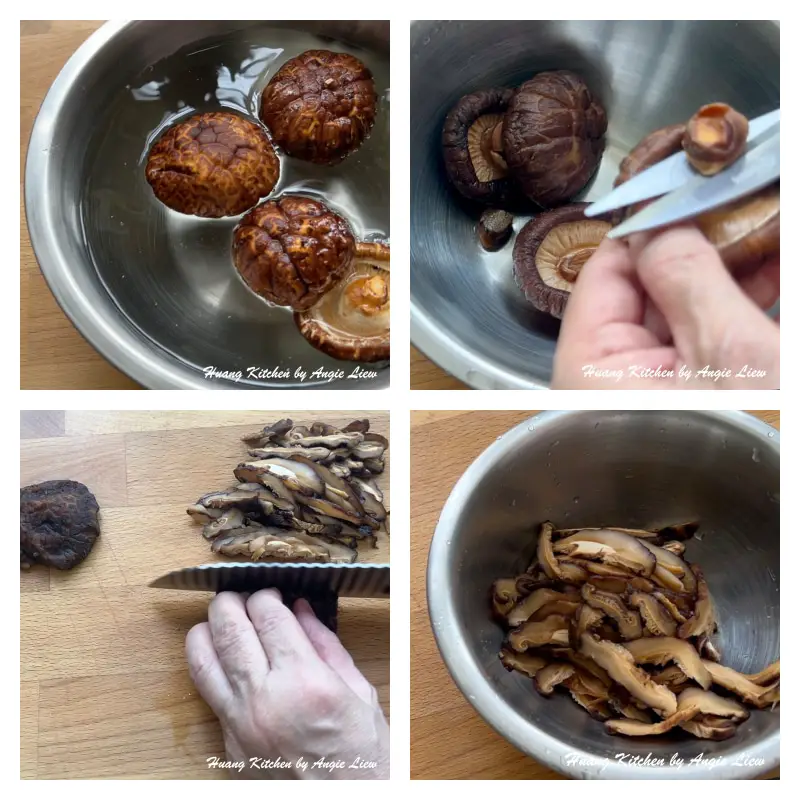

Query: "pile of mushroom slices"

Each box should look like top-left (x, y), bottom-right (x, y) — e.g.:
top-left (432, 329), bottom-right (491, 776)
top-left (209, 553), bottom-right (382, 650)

top-left (492, 522), bottom-right (780, 740)
top-left (187, 419), bottom-right (388, 564)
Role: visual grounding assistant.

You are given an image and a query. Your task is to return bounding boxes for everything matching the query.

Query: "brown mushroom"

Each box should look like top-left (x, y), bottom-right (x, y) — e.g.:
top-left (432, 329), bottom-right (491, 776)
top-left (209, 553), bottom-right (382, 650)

top-left (145, 111), bottom-right (279, 217)
top-left (625, 637), bottom-right (712, 690)
top-left (478, 209), bottom-right (514, 251)
top-left (202, 508), bottom-right (246, 540)
top-left (661, 541), bottom-right (686, 557)
top-left (507, 588), bottom-right (580, 627)
top-left (581, 584), bottom-right (642, 640)
top-left (499, 648), bottom-right (548, 679)
top-left (628, 591), bottom-right (678, 637)
top-left (260, 50), bottom-right (377, 165)
top-left (615, 124), bottom-right (686, 188)
top-left (697, 635), bottom-right (723, 663)
top-left (535, 662), bottom-right (575, 696)
top-left (232, 195), bottom-right (355, 311)
top-left (652, 590), bottom-right (690, 623)
top-left (564, 682), bottom-right (614, 721)
top-left (651, 664), bottom-right (693, 693)
top-left (513, 205), bottom-right (611, 319)
top-left (745, 659), bottom-right (780, 686)
top-left (295, 241), bottom-right (390, 362)
top-left (680, 715), bottom-right (739, 741)
top-left (503, 71), bottom-right (607, 207)
top-left (508, 615), bottom-right (570, 651)
top-left (703, 660), bottom-right (780, 707)
top-left (555, 529), bottom-right (658, 577)
top-left (491, 577), bottom-right (522, 617)
top-left (683, 103), bottom-right (749, 176)
top-left (186, 503), bottom-right (223, 524)
top-left (678, 566), bottom-right (716, 638)
top-left (442, 87), bottom-right (515, 204)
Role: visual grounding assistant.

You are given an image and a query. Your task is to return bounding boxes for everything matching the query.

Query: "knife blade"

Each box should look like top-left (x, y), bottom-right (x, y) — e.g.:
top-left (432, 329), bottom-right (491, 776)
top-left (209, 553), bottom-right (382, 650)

top-left (585, 108), bottom-right (780, 218)
top-left (607, 127), bottom-right (779, 238)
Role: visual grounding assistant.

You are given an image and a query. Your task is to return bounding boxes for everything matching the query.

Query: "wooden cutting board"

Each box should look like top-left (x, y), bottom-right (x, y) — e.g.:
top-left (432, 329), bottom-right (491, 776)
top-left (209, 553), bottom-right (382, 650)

top-left (20, 411), bottom-right (390, 779)
top-left (410, 410), bottom-right (779, 780)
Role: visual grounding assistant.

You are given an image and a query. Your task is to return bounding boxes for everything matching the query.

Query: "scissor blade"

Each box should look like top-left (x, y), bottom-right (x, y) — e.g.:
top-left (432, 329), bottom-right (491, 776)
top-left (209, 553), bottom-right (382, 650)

top-left (607, 129), bottom-right (779, 239)
top-left (585, 108), bottom-right (780, 218)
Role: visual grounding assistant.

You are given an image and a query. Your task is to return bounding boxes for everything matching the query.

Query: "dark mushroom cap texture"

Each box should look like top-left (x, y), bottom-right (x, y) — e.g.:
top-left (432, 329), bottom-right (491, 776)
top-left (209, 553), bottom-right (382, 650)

top-left (145, 111), bottom-right (280, 217)
top-left (513, 204), bottom-right (611, 319)
top-left (295, 241), bottom-right (390, 362)
top-left (260, 50), bottom-right (377, 165)
top-left (503, 71), bottom-right (607, 208)
top-left (442, 87), bottom-right (515, 204)
top-left (21, 480), bottom-right (100, 570)
top-left (232, 195), bottom-right (355, 310)
top-left (617, 120), bottom-right (779, 275)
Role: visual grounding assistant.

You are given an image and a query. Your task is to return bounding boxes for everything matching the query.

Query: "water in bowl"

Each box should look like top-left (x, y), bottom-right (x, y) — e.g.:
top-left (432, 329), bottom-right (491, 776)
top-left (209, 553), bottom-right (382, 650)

top-left (81, 26), bottom-right (390, 388)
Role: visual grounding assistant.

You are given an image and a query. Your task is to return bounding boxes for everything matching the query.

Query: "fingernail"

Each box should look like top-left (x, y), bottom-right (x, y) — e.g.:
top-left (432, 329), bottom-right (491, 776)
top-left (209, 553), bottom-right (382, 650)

top-left (262, 587), bottom-right (282, 602)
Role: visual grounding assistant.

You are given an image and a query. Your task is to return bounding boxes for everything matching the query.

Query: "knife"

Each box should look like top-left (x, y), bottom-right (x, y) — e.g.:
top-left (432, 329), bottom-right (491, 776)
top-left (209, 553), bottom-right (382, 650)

top-left (607, 127), bottom-right (779, 238)
top-left (150, 562), bottom-right (390, 632)
top-left (585, 108), bottom-right (780, 219)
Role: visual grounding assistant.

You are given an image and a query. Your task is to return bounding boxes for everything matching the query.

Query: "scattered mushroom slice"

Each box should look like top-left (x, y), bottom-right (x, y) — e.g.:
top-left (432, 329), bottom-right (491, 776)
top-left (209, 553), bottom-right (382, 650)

top-left (653, 591), bottom-right (689, 623)
top-left (513, 205), bottom-right (612, 319)
top-left (628, 591), bottom-right (678, 637)
top-left (745, 659), bottom-right (780, 686)
top-left (661, 541), bottom-right (686, 556)
top-left (587, 577), bottom-right (629, 594)
top-left (352, 441), bottom-right (386, 461)
top-left (492, 577), bottom-right (522, 617)
top-left (508, 588), bottom-right (579, 628)
top-left (241, 418), bottom-right (294, 446)
top-left (571, 604), bottom-right (606, 649)
top-left (187, 503), bottom-right (222, 523)
top-left (565, 688), bottom-right (614, 721)
top-left (678, 566), bottom-right (715, 638)
top-left (535, 662), bottom-right (575, 696)
top-left (697, 635), bottom-right (723, 663)
top-left (248, 445), bottom-right (333, 461)
top-left (292, 432), bottom-right (365, 449)
top-left (255, 528), bottom-right (357, 564)
top-left (499, 649), bottom-right (548, 679)
top-left (295, 241), bottom-right (389, 363)
top-left (478, 209), bottom-right (514, 251)
top-left (508, 615), bottom-right (570, 651)
top-left (581, 584), bottom-right (642, 640)
top-left (349, 477), bottom-right (388, 526)
top-left (555, 529), bottom-right (657, 577)
top-left (199, 488), bottom-right (262, 510)
top-left (212, 528), bottom-right (263, 556)
top-left (703, 660), bottom-right (780, 707)
top-left (608, 696), bottom-right (654, 724)
top-left (248, 534), bottom-right (332, 563)
top-left (625, 637), bottom-right (712, 691)
top-left (580, 634), bottom-right (678, 717)
top-left (202, 508), bottom-right (246, 540)
top-left (530, 598), bottom-right (581, 623)
top-left (651, 665), bottom-right (693, 693)
top-left (680, 716), bottom-right (739, 741)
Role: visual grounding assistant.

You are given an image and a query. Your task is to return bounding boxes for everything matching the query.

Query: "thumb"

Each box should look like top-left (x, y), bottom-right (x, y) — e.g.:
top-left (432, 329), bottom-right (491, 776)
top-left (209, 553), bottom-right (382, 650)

top-left (629, 225), bottom-right (778, 376)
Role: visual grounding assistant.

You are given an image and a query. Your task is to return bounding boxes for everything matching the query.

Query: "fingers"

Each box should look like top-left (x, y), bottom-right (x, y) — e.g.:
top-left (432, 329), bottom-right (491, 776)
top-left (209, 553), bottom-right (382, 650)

top-left (207, 592), bottom-right (270, 693)
top-left (245, 589), bottom-right (319, 670)
top-left (739, 258), bottom-right (780, 311)
top-left (185, 622), bottom-right (233, 717)
top-left (628, 226), bottom-right (779, 371)
top-left (294, 598), bottom-right (376, 705)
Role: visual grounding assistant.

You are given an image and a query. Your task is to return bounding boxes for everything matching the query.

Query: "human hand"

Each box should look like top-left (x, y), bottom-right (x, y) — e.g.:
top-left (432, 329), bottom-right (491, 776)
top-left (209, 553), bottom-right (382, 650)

top-left (552, 224), bottom-right (779, 388)
top-left (186, 589), bottom-right (389, 779)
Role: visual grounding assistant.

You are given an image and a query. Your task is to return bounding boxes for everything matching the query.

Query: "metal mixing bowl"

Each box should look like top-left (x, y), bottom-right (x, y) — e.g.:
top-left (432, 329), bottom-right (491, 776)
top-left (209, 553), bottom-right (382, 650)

top-left (411, 21), bottom-right (779, 389)
top-left (26, 21), bottom-right (390, 389)
top-left (428, 410), bottom-right (779, 778)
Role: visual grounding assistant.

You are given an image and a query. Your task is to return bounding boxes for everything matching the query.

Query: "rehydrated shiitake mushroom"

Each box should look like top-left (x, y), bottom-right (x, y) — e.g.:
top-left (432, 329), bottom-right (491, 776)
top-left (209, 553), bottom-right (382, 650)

top-left (513, 204), bottom-right (611, 319)
top-left (21, 480), bottom-right (100, 570)
top-left (294, 241), bottom-right (390, 362)
top-left (492, 519), bottom-right (779, 740)
top-left (260, 50), bottom-right (377, 165)
top-left (232, 195), bottom-right (355, 310)
top-left (503, 71), bottom-right (607, 208)
top-left (145, 111), bottom-right (280, 218)
top-left (616, 107), bottom-right (779, 276)
top-left (442, 87), bottom-right (515, 204)
top-left (188, 419), bottom-right (389, 564)
top-left (683, 103), bottom-right (749, 176)
top-left (478, 209), bottom-right (514, 251)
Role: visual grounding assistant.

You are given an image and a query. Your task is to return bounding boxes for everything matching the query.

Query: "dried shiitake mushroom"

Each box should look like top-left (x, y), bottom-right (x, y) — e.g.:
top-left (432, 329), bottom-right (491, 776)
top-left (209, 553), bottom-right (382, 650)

top-left (503, 71), bottom-right (607, 208)
top-left (478, 209), bottom-right (514, 251)
top-left (491, 519), bottom-right (779, 740)
top-left (145, 111), bottom-right (280, 217)
top-left (260, 50), bottom-right (377, 165)
top-left (616, 110), bottom-right (779, 276)
top-left (232, 195), bottom-right (355, 310)
top-left (294, 241), bottom-right (390, 362)
top-left (683, 103), bottom-right (749, 176)
top-left (21, 480), bottom-right (100, 570)
top-left (513, 204), bottom-right (611, 319)
top-left (442, 87), bottom-right (515, 204)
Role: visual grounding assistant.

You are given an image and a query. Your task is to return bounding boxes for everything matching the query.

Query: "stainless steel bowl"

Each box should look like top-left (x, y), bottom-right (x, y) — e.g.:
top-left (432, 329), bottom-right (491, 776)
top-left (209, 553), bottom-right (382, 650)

top-left (411, 21), bottom-right (779, 389)
top-left (428, 411), bottom-right (779, 778)
top-left (26, 21), bottom-right (390, 389)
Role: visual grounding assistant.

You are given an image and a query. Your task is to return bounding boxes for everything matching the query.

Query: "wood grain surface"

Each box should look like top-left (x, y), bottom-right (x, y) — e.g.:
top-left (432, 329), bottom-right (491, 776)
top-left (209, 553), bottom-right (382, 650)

top-left (21, 20), bottom-right (140, 389)
top-left (20, 411), bottom-right (390, 779)
top-left (410, 410), bottom-right (779, 780)
top-left (411, 348), bottom-right (469, 390)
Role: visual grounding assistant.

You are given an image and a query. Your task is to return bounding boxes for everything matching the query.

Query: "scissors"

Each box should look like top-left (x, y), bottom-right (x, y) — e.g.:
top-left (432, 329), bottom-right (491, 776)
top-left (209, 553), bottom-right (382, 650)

top-left (585, 109), bottom-right (780, 239)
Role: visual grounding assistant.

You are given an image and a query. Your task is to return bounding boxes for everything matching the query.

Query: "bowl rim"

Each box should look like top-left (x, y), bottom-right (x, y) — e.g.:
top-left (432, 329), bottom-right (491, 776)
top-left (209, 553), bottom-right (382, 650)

top-left (25, 20), bottom-right (391, 390)
top-left (427, 409), bottom-right (780, 779)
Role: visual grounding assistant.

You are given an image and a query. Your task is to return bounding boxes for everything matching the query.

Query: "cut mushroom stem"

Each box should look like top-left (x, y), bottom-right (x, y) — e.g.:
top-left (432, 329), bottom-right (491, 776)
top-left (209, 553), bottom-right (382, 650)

top-left (478, 209), bottom-right (514, 251)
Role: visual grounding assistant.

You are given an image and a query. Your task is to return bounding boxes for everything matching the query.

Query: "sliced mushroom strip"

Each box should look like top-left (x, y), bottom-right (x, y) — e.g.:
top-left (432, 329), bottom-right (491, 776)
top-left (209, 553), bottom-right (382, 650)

top-left (639, 540), bottom-right (695, 591)
top-left (625, 637), bottom-right (712, 691)
top-left (301, 496), bottom-right (365, 527)
top-left (499, 649), bottom-right (548, 679)
top-left (535, 663), bottom-right (575, 696)
top-left (678, 566), bottom-right (715, 638)
top-left (187, 503), bottom-right (223, 523)
top-left (241, 419), bottom-right (294, 445)
top-left (508, 615), bottom-right (570, 651)
top-left (608, 696), bottom-right (654, 723)
top-left (202, 508), bottom-right (246, 540)
top-left (653, 591), bottom-right (689, 623)
top-left (198, 488), bottom-right (263, 509)
top-left (651, 665), bottom-right (693, 693)
top-left (564, 685), bottom-right (614, 721)
top-left (291, 432), bottom-right (365, 448)
top-left (508, 588), bottom-right (581, 628)
top-left (661, 541), bottom-right (686, 556)
top-left (211, 529), bottom-right (263, 557)
top-left (703, 660), bottom-right (780, 708)
top-left (680, 716), bottom-right (739, 741)
top-left (628, 591), bottom-right (677, 637)
top-left (248, 445), bottom-right (333, 461)
top-left (349, 477), bottom-right (388, 524)
top-left (555, 530), bottom-right (657, 577)
top-left (249, 534), bottom-right (332, 563)
top-left (697, 636), bottom-right (722, 663)
top-left (581, 584), bottom-right (642, 640)
top-left (492, 578), bottom-right (522, 617)
top-left (745, 659), bottom-right (780, 686)
top-left (570, 605), bottom-right (606, 649)
top-left (580, 634), bottom-right (678, 717)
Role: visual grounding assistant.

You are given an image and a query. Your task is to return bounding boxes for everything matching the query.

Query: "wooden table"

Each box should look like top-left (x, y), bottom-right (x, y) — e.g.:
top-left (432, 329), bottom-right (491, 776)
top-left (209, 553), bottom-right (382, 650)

top-left (21, 20), bottom-right (140, 389)
top-left (411, 348), bottom-right (469, 390)
top-left (410, 410), bottom-right (779, 780)
top-left (20, 411), bottom-right (390, 779)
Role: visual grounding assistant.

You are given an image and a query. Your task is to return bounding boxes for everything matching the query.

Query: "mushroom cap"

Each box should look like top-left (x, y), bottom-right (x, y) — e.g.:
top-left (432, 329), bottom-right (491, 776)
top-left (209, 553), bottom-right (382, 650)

top-left (442, 87), bottom-right (515, 204)
top-left (294, 241), bottom-right (390, 362)
top-left (260, 50), bottom-right (377, 164)
top-left (513, 204), bottom-right (611, 319)
top-left (503, 71), bottom-right (607, 207)
top-left (145, 111), bottom-right (280, 217)
top-left (232, 195), bottom-right (355, 310)
top-left (683, 103), bottom-right (749, 176)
